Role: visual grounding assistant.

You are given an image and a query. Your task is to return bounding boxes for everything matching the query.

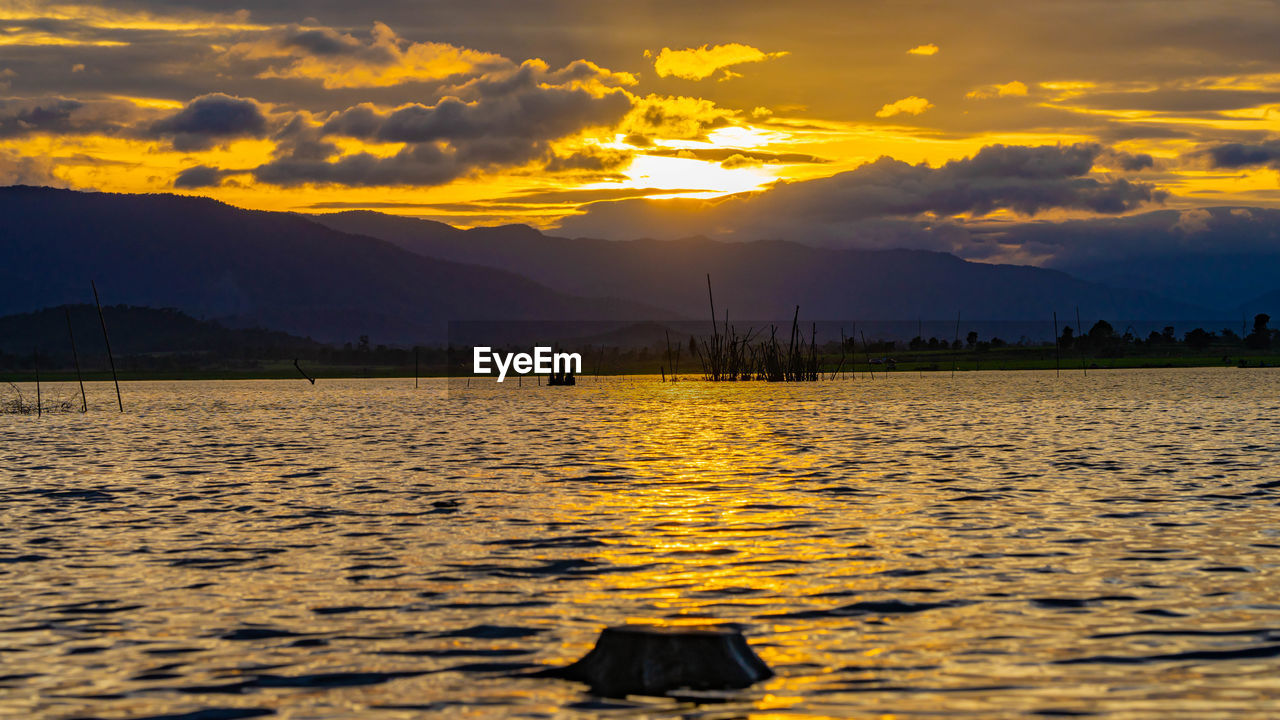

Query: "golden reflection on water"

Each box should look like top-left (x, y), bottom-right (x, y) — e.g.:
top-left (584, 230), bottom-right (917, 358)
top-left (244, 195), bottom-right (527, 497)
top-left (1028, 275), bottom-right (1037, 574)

top-left (2, 370), bottom-right (1280, 717)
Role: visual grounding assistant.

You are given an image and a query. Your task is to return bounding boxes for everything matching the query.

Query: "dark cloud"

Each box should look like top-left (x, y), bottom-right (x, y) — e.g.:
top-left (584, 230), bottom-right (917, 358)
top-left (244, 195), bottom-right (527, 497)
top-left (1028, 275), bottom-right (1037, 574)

top-left (1109, 151), bottom-right (1155, 172)
top-left (0, 98), bottom-right (83, 137)
top-left (543, 146), bottom-right (632, 173)
top-left (990, 206), bottom-right (1280, 267)
top-left (173, 164), bottom-right (229, 188)
top-left (759, 144), bottom-right (1163, 219)
top-left (150, 93), bottom-right (269, 151)
top-left (557, 144), bottom-right (1165, 242)
top-left (254, 144), bottom-right (461, 187)
top-left (1203, 140), bottom-right (1280, 169)
top-left (279, 26), bottom-right (379, 58)
top-left (0, 97), bottom-right (139, 138)
top-left (326, 86), bottom-right (630, 146)
top-left (252, 61), bottom-right (634, 187)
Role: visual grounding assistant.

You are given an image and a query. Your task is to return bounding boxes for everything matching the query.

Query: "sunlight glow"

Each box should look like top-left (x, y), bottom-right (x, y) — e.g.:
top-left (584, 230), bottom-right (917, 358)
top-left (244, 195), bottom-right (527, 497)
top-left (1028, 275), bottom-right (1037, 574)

top-left (622, 155), bottom-right (775, 194)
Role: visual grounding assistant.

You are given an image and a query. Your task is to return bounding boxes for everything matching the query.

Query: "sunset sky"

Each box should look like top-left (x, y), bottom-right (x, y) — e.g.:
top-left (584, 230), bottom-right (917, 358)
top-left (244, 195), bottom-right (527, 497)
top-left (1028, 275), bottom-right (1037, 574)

top-left (3, 0), bottom-right (1280, 263)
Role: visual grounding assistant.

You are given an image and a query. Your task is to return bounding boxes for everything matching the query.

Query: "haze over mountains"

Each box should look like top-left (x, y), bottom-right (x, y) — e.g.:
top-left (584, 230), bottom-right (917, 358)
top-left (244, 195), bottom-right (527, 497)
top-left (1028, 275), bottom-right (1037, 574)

top-left (311, 211), bottom-right (1226, 325)
top-left (1, 185), bottom-right (1270, 347)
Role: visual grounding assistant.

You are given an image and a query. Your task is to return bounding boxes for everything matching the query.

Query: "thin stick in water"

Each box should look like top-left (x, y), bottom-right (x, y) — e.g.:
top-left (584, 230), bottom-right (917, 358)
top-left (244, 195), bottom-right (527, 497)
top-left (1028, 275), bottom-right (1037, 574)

top-left (293, 358), bottom-right (316, 384)
top-left (1053, 311), bottom-right (1060, 378)
top-left (65, 307), bottom-right (87, 412)
top-left (952, 311), bottom-right (961, 378)
top-left (860, 329), bottom-right (874, 380)
top-left (1075, 306), bottom-right (1087, 376)
top-left (34, 348), bottom-right (41, 418)
top-left (91, 281), bottom-right (123, 412)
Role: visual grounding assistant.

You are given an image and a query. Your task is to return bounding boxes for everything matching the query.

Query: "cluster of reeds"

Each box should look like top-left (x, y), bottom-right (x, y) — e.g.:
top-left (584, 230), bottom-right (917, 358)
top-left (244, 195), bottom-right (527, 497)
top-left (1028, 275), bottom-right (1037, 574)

top-left (1, 382), bottom-right (82, 415)
top-left (694, 276), bottom-right (821, 382)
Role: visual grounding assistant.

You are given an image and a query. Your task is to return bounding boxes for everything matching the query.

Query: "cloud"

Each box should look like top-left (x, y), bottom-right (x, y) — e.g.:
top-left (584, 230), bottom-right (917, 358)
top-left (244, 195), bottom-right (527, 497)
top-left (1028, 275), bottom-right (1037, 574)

top-left (543, 146), bottom-right (632, 174)
top-left (1202, 140), bottom-right (1280, 169)
top-left (988, 206), bottom-right (1280, 268)
top-left (0, 148), bottom-right (64, 186)
top-left (648, 43), bottom-right (787, 81)
top-left (149, 93), bottom-right (268, 151)
top-left (253, 147), bottom-right (464, 187)
top-left (226, 21), bottom-right (509, 89)
top-left (557, 143), bottom-right (1165, 242)
top-left (720, 153), bottom-right (762, 169)
top-left (1097, 149), bottom-right (1155, 171)
top-left (966, 81), bottom-right (1028, 99)
top-left (1173, 208), bottom-right (1211, 233)
top-left (876, 96), bottom-right (933, 118)
top-left (250, 59), bottom-right (634, 187)
top-left (173, 164), bottom-right (230, 188)
top-left (620, 93), bottom-right (735, 140)
top-left (640, 146), bottom-right (828, 165)
top-left (0, 97), bottom-right (142, 138)
top-left (907, 44), bottom-right (939, 56)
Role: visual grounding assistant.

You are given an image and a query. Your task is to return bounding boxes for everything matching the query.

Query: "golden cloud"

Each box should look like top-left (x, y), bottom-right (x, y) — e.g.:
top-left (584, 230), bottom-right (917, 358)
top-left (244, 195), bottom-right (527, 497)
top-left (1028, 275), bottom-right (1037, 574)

top-left (875, 96), bottom-right (933, 118)
top-left (648, 43), bottom-right (787, 81)
top-left (228, 22), bottom-right (508, 89)
top-left (907, 44), bottom-right (939, 56)
top-left (966, 81), bottom-right (1029, 99)
top-left (621, 94), bottom-right (737, 139)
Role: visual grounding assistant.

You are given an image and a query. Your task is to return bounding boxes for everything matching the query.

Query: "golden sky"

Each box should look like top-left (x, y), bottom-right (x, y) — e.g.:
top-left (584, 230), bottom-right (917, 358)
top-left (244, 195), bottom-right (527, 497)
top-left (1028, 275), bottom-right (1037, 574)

top-left (2, 0), bottom-right (1279, 255)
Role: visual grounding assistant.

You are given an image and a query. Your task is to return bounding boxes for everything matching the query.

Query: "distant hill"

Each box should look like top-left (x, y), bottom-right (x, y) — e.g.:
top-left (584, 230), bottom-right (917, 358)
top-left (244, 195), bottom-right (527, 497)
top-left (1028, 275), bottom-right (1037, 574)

top-left (1060, 253), bottom-right (1280, 318)
top-left (312, 211), bottom-right (1219, 325)
top-left (0, 304), bottom-right (318, 368)
top-left (0, 187), bottom-right (664, 344)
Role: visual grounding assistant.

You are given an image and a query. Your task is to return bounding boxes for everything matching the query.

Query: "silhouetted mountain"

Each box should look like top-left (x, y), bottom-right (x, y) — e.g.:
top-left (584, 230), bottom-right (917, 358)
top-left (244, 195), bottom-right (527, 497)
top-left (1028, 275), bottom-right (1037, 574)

top-left (0, 186), bottom-right (663, 343)
top-left (1059, 253), bottom-right (1280, 316)
top-left (1241, 289), bottom-right (1280, 319)
top-left (313, 211), bottom-right (1218, 324)
top-left (0, 304), bottom-right (318, 367)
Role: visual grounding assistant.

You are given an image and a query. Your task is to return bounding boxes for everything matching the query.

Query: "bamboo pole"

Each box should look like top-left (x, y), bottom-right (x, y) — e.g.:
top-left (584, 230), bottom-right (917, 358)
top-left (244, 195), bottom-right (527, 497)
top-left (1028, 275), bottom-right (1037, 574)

top-left (1076, 306), bottom-right (1087, 376)
top-left (33, 348), bottom-right (41, 418)
top-left (65, 307), bottom-right (87, 412)
top-left (293, 358), bottom-right (315, 384)
top-left (1053, 311), bottom-right (1060, 378)
top-left (951, 311), bottom-right (961, 378)
top-left (91, 281), bottom-right (122, 412)
top-left (860, 329), bottom-right (873, 380)
top-left (850, 322), bottom-right (857, 380)
top-left (414, 346), bottom-right (419, 389)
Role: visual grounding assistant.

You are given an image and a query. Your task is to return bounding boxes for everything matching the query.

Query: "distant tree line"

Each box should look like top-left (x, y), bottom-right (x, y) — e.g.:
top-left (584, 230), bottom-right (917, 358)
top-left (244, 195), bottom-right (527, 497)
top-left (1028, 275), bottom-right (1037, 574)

top-left (846, 314), bottom-right (1277, 358)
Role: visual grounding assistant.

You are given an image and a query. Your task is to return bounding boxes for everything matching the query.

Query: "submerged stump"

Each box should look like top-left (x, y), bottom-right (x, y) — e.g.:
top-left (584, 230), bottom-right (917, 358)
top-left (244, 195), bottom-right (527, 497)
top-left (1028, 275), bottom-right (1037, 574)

top-left (548, 624), bottom-right (772, 697)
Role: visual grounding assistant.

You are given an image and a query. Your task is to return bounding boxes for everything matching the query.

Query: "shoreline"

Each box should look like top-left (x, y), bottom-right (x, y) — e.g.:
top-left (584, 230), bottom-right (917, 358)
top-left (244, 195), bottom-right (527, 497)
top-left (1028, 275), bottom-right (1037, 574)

top-left (4, 353), bottom-right (1277, 383)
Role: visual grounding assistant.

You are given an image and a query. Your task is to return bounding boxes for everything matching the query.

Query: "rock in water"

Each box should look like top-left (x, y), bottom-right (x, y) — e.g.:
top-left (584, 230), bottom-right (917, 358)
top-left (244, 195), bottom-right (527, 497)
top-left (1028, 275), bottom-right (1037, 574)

top-left (549, 624), bottom-right (772, 696)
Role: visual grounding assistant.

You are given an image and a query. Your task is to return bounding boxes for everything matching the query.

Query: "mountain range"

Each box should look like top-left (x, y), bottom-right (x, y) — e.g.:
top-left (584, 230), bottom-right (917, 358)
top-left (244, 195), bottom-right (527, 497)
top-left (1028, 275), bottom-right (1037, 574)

top-left (310, 211), bottom-right (1225, 325)
top-left (0, 186), bottom-right (659, 343)
top-left (1, 185), bottom-right (1270, 346)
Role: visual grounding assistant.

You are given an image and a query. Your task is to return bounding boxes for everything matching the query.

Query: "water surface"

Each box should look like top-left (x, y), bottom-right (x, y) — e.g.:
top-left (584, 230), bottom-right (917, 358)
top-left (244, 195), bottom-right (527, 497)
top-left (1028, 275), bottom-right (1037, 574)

top-left (3, 369), bottom-right (1280, 718)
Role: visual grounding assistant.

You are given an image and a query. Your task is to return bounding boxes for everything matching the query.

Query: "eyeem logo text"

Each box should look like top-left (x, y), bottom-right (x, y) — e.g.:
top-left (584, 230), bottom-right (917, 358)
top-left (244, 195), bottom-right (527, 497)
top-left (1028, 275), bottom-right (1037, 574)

top-left (473, 346), bottom-right (582, 382)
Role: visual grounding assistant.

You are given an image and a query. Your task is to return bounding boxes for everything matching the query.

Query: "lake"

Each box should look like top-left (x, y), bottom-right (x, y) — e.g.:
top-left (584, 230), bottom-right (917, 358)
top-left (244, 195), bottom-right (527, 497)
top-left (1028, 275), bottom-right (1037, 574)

top-left (3, 368), bottom-right (1280, 718)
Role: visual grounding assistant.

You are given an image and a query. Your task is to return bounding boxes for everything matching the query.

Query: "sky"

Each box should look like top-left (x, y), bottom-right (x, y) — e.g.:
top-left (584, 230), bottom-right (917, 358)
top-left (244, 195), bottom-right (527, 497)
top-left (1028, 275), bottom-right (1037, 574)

top-left (3, 0), bottom-right (1280, 264)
